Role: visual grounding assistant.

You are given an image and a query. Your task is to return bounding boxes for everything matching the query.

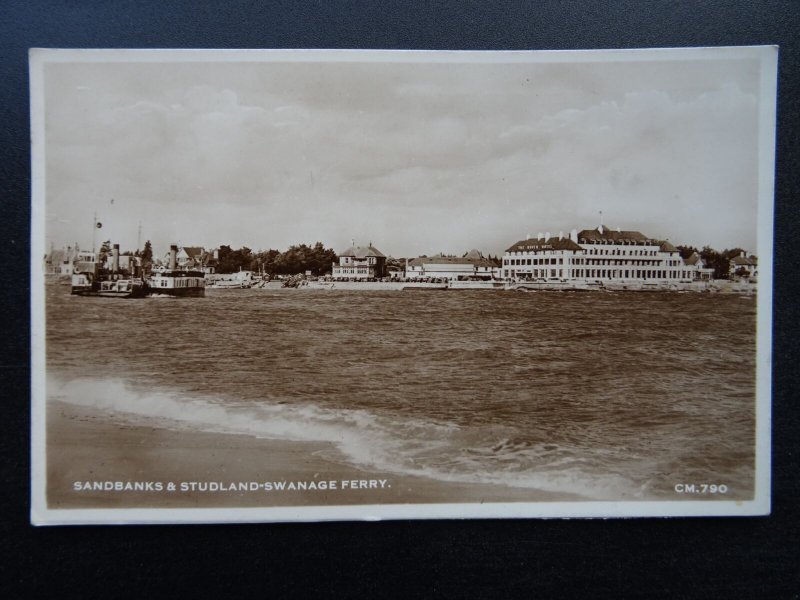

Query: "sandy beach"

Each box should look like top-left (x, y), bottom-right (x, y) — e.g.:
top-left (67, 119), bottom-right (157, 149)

top-left (46, 400), bottom-right (581, 509)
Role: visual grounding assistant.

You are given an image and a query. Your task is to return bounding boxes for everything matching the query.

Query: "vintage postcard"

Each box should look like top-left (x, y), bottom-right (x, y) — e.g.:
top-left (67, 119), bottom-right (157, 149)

top-left (30, 47), bottom-right (776, 524)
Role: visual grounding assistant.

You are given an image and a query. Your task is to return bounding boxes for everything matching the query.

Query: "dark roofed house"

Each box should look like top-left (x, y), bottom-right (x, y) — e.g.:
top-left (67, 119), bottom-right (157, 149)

top-left (332, 243), bottom-right (387, 279)
top-left (172, 246), bottom-right (218, 274)
top-left (729, 252), bottom-right (758, 280)
top-left (684, 252), bottom-right (714, 280)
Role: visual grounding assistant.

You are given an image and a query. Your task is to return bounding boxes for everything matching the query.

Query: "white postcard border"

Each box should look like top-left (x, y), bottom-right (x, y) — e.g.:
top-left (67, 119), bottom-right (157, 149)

top-left (30, 46), bottom-right (777, 525)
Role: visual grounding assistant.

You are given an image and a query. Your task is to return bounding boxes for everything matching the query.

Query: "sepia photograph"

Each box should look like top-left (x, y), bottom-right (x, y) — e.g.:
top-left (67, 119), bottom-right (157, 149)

top-left (30, 47), bottom-right (776, 524)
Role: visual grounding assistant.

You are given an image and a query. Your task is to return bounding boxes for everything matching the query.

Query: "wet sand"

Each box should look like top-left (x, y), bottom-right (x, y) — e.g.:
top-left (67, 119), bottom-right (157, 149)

top-left (46, 401), bottom-right (581, 509)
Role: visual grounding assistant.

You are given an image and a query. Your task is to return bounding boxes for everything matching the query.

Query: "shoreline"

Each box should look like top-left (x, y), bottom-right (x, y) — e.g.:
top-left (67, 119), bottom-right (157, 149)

top-left (216, 280), bottom-right (758, 293)
top-left (46, 400), bottom-right (582, 509)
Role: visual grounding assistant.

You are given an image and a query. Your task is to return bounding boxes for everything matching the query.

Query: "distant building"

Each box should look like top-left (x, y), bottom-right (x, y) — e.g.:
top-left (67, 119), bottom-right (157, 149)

top-left (332, 243), bottom-right (387, 279)
top-left (164, 246), bottom-right (219, 273)
top-left (502, 225), bottom-right (702, 282)
top-left (729, 252), bottom-right (758, 280)
top-left (43, 246), bottom-right (95, 275)
top-left (43, 248), bottom-right (67, 275)
top-left (502, 234), bottom-right (585, 280)
top-left (684, 252), bottom-right (714, 281)
top-left (405, 250), bottom-right (498, 280)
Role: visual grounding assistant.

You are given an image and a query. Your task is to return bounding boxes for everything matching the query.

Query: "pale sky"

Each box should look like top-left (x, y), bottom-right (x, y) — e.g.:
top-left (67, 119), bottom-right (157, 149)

top-left (43, 51), bottom-right (765, 258)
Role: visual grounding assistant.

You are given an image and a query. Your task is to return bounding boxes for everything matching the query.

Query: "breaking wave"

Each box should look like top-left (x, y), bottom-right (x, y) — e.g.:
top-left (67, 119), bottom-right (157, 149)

top-left (48, 374), bottom-right (645, 500)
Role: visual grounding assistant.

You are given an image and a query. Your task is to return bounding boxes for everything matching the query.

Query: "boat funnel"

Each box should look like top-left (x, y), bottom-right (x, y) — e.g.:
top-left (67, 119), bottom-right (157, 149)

top-left (112, 244), bottom-right (120, 273)
top-left (169, 245), bottom-right (178, 270)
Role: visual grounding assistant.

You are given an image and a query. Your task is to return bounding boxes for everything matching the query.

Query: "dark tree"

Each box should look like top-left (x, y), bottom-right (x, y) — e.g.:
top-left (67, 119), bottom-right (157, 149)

top-left (98, 240), bottom-right (111, 265)
top-left (251, 243), bottom-right (337, 276)
top-left (216, 245), bottom-right (235, 273)
top-left (700, 246), bottom-right (729, 279)
top-left (138, 240), bottom-right (153, 272)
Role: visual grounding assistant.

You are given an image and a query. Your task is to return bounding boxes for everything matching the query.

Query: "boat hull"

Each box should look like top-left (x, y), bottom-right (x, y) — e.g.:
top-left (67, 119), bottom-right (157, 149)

top-left (71, 279), bottom-right (147, 298)
top-left (145, 287), bottom-right (205, 298)
top-left (72, 288), bottom-right (147, 298)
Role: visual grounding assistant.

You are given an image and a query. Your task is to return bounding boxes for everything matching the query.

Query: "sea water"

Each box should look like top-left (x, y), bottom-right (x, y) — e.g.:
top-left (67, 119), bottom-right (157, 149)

top-left (45, 286), bottom-right (756, 500)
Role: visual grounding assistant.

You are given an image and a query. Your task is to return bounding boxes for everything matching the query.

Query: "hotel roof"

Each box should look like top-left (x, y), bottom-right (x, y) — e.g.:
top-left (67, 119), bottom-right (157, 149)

top-left (339, 244), bottom-right (386, 259)
top-left (658, 240), bottom-right (679, 253)
top-left (505, 237), bottom-right (583, 253)
top-left (577, 227), bottom-right (651, 243)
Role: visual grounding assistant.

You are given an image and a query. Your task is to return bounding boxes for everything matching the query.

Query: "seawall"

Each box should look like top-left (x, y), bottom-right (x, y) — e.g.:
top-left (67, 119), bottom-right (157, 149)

top-left (243, 279), bottom-right (756, 294)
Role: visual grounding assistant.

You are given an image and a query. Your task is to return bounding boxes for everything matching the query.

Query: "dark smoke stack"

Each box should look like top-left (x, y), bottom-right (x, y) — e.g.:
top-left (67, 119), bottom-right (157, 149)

top-left (169, 245), bottom-right (178, 270)
top-left (112, 244), bottom-right (120, 274)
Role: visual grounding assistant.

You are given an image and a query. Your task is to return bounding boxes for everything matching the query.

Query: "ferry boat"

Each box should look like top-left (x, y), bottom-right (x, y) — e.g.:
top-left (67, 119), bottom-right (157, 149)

top-left (71, 243), bottom-right (146, 298)
top-left (71, 275), bottom-right (147, 298)
top-left (145, 245), bottom-right (205, 297)
top-left (147, 269), bottom-right (206, 297)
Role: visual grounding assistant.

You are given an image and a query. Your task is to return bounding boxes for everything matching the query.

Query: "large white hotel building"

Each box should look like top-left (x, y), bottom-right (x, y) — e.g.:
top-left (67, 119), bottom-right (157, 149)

top-left (502, 224), bottom-right (712, 282)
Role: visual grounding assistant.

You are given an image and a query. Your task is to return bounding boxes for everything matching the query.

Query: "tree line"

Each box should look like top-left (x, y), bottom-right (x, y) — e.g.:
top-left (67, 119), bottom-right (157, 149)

top-left (217, 242), bottom-right (338, 275)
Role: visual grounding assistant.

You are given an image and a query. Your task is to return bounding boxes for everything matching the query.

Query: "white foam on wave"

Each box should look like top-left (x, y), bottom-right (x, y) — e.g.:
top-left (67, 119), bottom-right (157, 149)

top-left (48, 375), bottom-right (643, 500)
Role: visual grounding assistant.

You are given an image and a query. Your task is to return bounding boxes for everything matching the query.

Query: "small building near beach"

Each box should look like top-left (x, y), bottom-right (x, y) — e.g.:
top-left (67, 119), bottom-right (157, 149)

top-left (729, 252), bottom-right (758, 280)
top-left (405, 250), bottom-right (498, 280)
top-left (684, 252), bottom-right (714, 281)
top-left (332, 243), bottom-right (387, 279)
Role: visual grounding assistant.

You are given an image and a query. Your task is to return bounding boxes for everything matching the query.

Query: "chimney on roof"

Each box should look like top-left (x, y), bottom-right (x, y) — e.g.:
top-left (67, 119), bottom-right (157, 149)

top-left (112, 244), bottom-right (120, 274)
top-left (741, 251), bottom-right (746, 258)
top-left (545, 231), bottom-right (550, 241)
top-left (558, 231), bottom-right (563, 240)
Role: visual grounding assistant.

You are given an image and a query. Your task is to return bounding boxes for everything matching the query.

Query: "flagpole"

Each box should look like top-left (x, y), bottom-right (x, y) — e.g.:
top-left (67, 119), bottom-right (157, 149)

top-left (92, 211), bottom-right (97, 257)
